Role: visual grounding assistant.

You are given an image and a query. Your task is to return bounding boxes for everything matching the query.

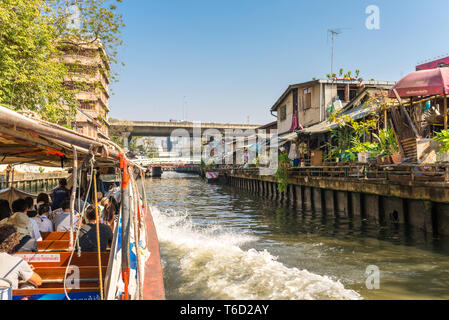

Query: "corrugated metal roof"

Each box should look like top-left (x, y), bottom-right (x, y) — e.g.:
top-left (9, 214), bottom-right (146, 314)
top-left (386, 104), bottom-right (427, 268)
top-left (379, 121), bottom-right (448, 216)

top-left (270, 79), bottom-right (396, 111)
top-left (300, 103), bottom-right (378, 135)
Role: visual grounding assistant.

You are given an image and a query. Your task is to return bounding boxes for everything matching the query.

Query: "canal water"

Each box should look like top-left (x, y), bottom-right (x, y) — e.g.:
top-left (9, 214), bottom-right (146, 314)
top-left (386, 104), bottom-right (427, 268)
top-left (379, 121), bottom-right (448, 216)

top-left (145, 172), bottom-right (449, 300)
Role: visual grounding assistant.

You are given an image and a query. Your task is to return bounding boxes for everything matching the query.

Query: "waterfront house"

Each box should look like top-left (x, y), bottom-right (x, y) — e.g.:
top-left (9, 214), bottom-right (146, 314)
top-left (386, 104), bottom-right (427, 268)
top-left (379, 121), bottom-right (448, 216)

top-left (270, 79), bottom-right (395, 165)
top-left (270, 79), bottom-right (395, 138)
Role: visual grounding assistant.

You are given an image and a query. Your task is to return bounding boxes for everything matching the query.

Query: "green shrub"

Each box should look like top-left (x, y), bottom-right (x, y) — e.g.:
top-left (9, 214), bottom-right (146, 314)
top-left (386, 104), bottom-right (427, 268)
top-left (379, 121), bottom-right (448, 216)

top-left (433, 130), bottom-right (449, 153)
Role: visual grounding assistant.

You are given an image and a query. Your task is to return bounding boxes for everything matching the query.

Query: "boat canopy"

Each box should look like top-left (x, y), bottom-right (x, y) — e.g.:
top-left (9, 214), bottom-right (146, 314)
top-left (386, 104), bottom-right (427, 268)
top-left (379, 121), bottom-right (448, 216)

top-left (0, 105), bottom-right (123, 168)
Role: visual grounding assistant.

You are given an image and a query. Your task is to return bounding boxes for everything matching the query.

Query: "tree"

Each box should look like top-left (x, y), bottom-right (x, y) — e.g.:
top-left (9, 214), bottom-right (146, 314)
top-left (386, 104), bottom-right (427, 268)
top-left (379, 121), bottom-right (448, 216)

top-left (0, 0), bottom-right (124, 124)
top-left (48, 0), bottom-right (124, 81)
top-left (0, 0), bottom-right (75, 123)
top-left (126, 136), bottom-right (159, 158)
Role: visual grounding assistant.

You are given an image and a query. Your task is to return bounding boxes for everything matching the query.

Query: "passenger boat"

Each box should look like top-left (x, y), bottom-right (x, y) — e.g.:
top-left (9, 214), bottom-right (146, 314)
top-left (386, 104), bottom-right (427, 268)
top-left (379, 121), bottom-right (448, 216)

top-left (0, 106), bottom-right (165, 300)
top-left (204, 171), bottom-right (220, 184)
top-left (145, 166), bottom-right (163, 178)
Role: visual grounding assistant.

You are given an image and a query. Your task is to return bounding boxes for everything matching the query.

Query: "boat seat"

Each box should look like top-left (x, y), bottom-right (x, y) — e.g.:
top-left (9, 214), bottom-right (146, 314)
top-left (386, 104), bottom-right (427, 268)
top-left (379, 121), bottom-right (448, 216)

top-left (13, 287), bottom-right (102, 298)
top-left (12, 252), bottom-right (110, 268)
top-left (33, 266), bottom-right (107, 281)
top-left (37, 240), bottom-right (71, 252)
top-left (36, 240), bottom-right (111, 252)
top-left (12, 252), bottom-right (110, 300)
top-left (41, 232), bottom-right (73, 241)
top-left (12, 233), bottom-right (112, 299)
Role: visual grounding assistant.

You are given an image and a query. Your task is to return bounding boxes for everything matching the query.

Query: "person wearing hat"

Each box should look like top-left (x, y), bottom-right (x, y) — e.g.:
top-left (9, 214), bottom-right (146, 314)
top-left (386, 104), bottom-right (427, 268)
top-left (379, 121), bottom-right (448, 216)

top-left (12, 199), bottom-right (41, 241)
top-left (0, 200), bottom-right (39, 253)
top-left (0, 224), bottom-right (42, 290)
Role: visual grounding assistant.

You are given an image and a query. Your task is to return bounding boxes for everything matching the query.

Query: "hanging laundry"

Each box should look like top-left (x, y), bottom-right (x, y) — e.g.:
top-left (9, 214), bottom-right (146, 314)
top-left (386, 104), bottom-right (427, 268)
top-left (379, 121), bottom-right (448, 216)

top-left (289, 113), bottom-right (299, 132)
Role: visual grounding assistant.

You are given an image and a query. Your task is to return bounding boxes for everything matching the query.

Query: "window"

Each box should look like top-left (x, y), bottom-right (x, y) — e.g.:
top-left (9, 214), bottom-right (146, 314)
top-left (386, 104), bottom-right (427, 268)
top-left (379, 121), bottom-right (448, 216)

top-left (80, 102), bottom-right (95, 110)
top-left (337, 87), bottom-right (346, 101)
top-left (280, 105), bottom-right (287, 121)
top-left (293, 89), bottom-right (299, 113)
top-left (303, 88), bottom-right (312, 109)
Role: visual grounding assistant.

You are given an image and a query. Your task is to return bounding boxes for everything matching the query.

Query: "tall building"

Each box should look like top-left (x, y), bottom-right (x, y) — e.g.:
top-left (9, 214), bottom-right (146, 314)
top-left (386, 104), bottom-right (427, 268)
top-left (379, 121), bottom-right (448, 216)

top-left (61, 41), bottom-right (111, 139)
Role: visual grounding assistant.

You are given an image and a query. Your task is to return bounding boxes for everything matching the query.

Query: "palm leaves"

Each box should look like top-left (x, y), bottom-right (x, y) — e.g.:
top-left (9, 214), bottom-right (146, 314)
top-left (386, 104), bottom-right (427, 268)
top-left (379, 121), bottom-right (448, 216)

top-left (372, 129), bottom-right (399, 156)
top-left (433, 130), bottom-right (449, 153)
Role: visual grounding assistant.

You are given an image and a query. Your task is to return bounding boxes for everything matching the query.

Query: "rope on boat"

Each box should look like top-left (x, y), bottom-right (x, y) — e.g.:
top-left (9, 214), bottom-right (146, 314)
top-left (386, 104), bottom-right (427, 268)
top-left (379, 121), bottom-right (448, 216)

top-left (130, 172), bottom-right (143, 300)
top-left (69, 146), bottom-right (78, 250)
top-left (120, 155), bottom-right (131, 300)
top-left (63, 152), bottom-right (95, 300)
top-left (93, 171), bottom-right (104, 301)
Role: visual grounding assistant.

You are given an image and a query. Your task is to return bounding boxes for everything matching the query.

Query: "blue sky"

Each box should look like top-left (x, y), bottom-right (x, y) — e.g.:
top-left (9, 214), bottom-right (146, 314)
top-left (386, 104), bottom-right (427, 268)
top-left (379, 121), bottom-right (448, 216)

top-left (109, 0), bottom-right (449, 125)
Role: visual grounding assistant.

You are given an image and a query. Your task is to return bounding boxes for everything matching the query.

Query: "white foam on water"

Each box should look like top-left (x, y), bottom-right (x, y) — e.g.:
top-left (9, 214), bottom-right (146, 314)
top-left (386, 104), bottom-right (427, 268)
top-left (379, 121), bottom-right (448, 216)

top-left (151, 206), bottom-right (362, 300)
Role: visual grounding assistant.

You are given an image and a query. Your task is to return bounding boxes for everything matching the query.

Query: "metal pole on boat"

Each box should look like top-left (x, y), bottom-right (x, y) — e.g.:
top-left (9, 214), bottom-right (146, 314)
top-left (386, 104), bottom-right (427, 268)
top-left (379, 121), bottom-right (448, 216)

top-left (93, 171), bottom-right (104, 300)
top-left (69, 147), bottom-right (78, 250)
top-left (120, 156), bottom-right (131, 300)
top-left (130, 173), bottom-right (143, 300)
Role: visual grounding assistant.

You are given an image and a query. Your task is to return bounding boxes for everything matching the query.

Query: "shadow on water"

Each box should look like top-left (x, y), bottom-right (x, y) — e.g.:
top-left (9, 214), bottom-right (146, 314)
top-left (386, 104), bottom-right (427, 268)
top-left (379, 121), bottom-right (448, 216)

top-left (226, 183), bottom-right (449, 255)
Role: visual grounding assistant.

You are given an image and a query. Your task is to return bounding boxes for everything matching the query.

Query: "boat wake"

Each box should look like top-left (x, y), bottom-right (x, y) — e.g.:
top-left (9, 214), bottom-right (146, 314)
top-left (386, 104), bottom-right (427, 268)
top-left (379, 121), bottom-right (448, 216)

top-left (150, 206), bottom-right (362, 300)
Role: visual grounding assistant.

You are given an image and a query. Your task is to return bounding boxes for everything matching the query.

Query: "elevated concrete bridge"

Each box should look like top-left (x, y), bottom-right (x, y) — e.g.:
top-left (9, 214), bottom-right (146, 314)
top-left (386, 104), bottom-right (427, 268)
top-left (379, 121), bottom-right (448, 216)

top-left (132, 158), bottom-right (201, 175)
top-left (133, 157), bottom-right (200, 167)
top-left (110, 120), bottom-right (261, 149)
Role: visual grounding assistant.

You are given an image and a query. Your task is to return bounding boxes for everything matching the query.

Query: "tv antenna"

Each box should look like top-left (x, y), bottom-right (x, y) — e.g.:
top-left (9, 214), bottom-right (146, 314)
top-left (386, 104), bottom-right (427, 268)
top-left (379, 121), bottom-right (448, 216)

top-left (328, 28), bottom-right (345, 76)
top-left (182, 96), bottom-right (188, 121)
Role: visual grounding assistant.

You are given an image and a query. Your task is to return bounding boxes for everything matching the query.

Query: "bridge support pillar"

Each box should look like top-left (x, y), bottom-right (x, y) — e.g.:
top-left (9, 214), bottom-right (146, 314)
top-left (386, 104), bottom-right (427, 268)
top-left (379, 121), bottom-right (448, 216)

top-left (122, 132), bottom-right (131, 151)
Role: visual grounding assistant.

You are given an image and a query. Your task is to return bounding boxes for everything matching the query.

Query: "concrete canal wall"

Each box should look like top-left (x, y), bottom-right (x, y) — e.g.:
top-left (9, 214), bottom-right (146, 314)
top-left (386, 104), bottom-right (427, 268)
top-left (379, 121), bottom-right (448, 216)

top-left (0, 171), bottom-right (69, 194)
top-left (221, 173), bottom-right (449, 237)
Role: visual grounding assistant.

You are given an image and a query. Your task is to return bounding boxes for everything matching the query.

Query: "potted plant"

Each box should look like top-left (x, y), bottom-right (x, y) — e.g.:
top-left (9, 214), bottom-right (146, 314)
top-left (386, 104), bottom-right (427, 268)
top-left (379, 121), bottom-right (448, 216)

top-left (373, 129), bottom-right (401, 164)
top-left (433, 130), bottom-right (449, 162)
top-left (348, 141), bottom-right (378, 163)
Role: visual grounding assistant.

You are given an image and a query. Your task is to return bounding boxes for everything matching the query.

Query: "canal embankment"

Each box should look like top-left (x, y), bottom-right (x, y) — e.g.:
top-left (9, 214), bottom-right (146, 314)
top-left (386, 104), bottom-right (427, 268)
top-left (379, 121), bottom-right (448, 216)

top-left (146, 172), bottom-right (449, 300)
top-left (0, 171), bottom-right (69, 193)
top-left (220, 165), bottom-right (449, 237)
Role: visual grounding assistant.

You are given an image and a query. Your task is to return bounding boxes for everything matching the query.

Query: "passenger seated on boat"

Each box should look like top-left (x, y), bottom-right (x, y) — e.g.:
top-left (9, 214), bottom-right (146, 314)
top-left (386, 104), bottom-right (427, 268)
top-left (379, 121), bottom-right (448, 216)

top-left (0, 225), bottom-right (42, 290)
top-left (25, 197), bottom-right (39, 226)
top-left (33, 205), bottom-right (54, 233)
top-left (51, 178), bottom-right (70, 211)
top-left (0, 202), bottom-right (37, 253)
top-left (11, 199), bottom-right (42, 242)
top-left (24, 197), bottom-right (35, 214)
top-left (11, 235), bottom-right (37, 253)
top-left (74, 187), bottom-right (87, 213)
top-left (97, 197), bottom-right (107, 221)
top-left (37, 193), bottom-right (51, 207)
top-left (102, 197), bottom-right (118, 230)
top-left (35, 193), bottom-right (52, 218)
top-left (0, 199), bottom-right (11, 222)
top-left (78, 206), bottom-right (113, 253)
top-left (54, 199), bottom-right (79, 232)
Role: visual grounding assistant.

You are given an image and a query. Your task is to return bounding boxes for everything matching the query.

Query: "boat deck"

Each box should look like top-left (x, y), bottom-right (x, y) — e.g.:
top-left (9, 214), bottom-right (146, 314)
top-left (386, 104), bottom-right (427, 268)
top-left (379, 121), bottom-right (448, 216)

top-left (12, 232), bottom-right (109, 300)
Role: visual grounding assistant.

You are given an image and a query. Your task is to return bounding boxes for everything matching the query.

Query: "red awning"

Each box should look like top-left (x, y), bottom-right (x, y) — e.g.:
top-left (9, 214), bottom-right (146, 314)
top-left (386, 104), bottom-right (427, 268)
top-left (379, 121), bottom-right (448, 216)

top-left (389, 68), bottom-right (449, 98)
